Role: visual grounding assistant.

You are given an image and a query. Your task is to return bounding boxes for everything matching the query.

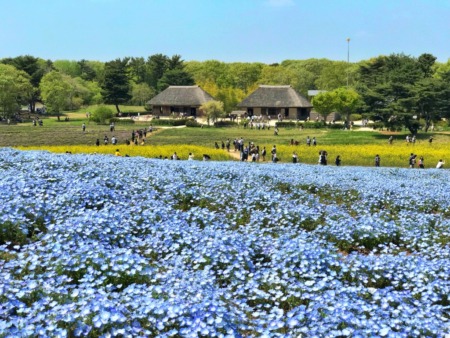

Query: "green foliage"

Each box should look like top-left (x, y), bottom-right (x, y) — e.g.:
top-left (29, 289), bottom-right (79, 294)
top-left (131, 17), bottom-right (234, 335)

top-left (275, 121), bottom-right (298, 128)
top-left (91, 106), bottom-right (114, 124)
top-left (150, 118), bottom-right (188, 126)
top-left (101, 58), bottom-right (131, 113)
top-left (131, 82), bottom-right (155, 106)
top-left (108, 117), bottom-right (135, 124)
top-left (40, 71), bottom-right (72, 113)
top-left (0, 221), bottom-right (27, 246)
top-left (214, 120), bottom-right (238, 127)
top-left (185, 119), bottom-right (202, 127)
top-left (312, 91), bottom-right (336, 120)
top-left (201, 100), bottom-right (225, 125)
top-left (157, 68), bottom-right (194, 92)
top-left (0, 64), bottom-right (33, 118)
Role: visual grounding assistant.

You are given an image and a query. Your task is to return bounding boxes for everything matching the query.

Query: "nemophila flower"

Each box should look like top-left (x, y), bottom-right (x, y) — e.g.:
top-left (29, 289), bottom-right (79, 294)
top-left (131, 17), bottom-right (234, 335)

top-left (0, 148), bottom-right (450, 336)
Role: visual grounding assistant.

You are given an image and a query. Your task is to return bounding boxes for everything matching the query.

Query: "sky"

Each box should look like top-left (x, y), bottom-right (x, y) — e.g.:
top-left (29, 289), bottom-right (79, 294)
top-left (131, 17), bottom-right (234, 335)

top-left (1, 0), bottom-right (449, 64)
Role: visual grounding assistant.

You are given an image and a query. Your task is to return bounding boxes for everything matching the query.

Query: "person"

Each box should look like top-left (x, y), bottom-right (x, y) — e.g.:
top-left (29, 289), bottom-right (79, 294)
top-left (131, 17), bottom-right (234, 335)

top-left (226, 139), bottom-right (230, 152)
top-left (172, 152), bottom-right (178, 160)
top-left (82, 123), bottom-right (86, 132)
top-left (271, 145), bottom-right (277, 162)
top-left (429, 136), bottom-right (433, 144)
top-left (115, 149), bottom-right (121, 156)
top-left (261, 147), bottom-right (267, 161)
top-left (418, 156), bottom-right (425, 169)
top-left (215, 142), bottom-right (219, 149)
top-left (318, 150), bottom-right (327, 165)
top-left (95, 139), bottom-right (100, 147)
top-left (104, 135), bottom-right (109, 145)
top-left (306, 136), bottom-right (311, 146)
top-left (111, 136), bottom-right (117, 145)
top-left (408, 153), bottom-right (416, 168)
top-left (388, 136), bottom-right (393, 145)
top-left (292, 152), bottom-right (298, 164)
top-left (312, 137), bottom-right (317, 146)
top-left (436, 159), bottom-right (445, 169)
top-left (188, 152), bottom-right (194, 160)
top-left (374, 154), bottom-right (381, 167)
top-left (203, 154), bottom-right (211, 161)
top-left (335, 155), bottom-right (341, 166)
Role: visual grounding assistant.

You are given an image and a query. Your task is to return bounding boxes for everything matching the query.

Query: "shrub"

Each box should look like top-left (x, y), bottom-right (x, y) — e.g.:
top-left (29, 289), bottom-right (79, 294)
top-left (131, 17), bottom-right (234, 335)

top-left (302, 121), bottom-right (325, 129)
top-left (91, 106), bottom-right (114, 124)
top-left (186, 119), bottom-right (202, 128)
top-left (326, 123), bottom-right (345, 129)
top-left (349, 114), bottom-right (362, 121)
top-left (214, 120), bottom-right (238, 128)
top-left (275, 121), bottom-right (298, 129)
top-left (109, 118), bottom-right (135, 124)
top-left (150, 119), bottom-right (188, 126)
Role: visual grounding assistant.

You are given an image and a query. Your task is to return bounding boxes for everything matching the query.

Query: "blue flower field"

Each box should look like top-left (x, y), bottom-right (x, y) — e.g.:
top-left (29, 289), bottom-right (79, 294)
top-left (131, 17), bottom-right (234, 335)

top-left (0, 148), bottom-right (449, 337)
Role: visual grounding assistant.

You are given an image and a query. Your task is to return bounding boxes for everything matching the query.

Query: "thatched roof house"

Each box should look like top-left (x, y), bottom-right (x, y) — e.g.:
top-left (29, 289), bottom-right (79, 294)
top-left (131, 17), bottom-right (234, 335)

top-left (147, 85), bottom-right (215, 117)
top-left (237, 85), bottom-right (313, 120)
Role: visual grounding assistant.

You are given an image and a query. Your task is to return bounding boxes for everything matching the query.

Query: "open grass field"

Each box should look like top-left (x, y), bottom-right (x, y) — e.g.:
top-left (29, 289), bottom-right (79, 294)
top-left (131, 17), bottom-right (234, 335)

top-left (1, 110), bottom-right (449, 168)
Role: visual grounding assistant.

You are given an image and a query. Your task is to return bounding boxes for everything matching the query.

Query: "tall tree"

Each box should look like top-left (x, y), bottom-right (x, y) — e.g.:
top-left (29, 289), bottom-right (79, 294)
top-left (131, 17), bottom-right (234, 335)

top-left (156, 68), bottom-right (194, 92)
top-left (146, 54), bottom-right (169, 89)
top-left (357, 53), bottom-right (435, 133)
top-left (413, 77), bottom-right (450, 131)
top-left (0, 64), bottom-right (33, 119)
top-left (40, 71), bottom-right (72, 116)
top-left (102, 59), bottom-right (131, 113)
top-left (1, 55), bottom-right (52, 112)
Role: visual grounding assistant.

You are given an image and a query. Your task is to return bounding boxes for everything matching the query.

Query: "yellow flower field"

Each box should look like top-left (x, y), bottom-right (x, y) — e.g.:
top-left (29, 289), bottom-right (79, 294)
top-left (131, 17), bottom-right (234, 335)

top-left (17, 143), bottom-right (448, 168)
top-left (275, 143), bottom-right (448, 168)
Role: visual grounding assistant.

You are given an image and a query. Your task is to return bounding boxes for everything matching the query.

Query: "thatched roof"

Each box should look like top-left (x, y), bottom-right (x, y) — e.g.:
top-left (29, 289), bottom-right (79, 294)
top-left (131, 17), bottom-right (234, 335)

top-left (147, 86), bottom-right (215, 106)
top-left (237, 85), bottom-right (312, 108)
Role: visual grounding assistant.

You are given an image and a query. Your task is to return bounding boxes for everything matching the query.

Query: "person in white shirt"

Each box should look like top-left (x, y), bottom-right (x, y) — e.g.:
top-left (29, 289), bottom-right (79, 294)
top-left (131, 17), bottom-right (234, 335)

top-left (436, 159), bottom-right (445, 169)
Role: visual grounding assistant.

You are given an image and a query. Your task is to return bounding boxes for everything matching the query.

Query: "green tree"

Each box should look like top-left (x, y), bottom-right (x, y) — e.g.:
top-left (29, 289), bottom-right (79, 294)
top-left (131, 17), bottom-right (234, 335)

top-left (146, 54), bottom-right (169, 89)
top-left (40, 71), bottom-right (73, 116)
top-left (312, 91), bottom-right (335, 121)
top-left (131, 82), bottom-right (155, 106)
top-left (413, 77), bottom-right (450, 131)
top-left (53, 60), bottom-right (82, 77)
top-left (333, 87), bottom-right (362, 125)
top-left (102, 59), bottom-right (131, 113)
top-left (1, 55), bottom-right (52, 112)
top-left (200, 100), bottom-right (225, 126)
top-left (157, 68), bottom-right (194, 92)
top-left (357, 53), bottom-right (434, 133)
top-left (0, 64), bottom-right (33, 119)
top-left (127, 57), bottom-right (148, 84)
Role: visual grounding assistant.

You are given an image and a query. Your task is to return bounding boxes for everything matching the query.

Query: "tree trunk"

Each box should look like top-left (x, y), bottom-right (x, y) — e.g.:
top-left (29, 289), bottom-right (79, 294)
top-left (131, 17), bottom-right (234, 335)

top-left (115, 104), bottom-right (121, 113)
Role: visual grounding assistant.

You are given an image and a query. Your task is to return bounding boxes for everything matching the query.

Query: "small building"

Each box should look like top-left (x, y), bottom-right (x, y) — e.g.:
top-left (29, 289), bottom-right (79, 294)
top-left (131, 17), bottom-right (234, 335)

top-left (237, 85), bottom-right (313, 120)
top-left (147, 85), bottom-right (215, 117)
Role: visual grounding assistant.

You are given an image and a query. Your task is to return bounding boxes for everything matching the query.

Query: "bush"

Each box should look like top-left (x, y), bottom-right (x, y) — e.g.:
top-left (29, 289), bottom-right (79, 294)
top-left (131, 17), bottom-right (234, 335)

top-left (275, 121), bottom-right (297, 128)
top-left (302, 121), bottom-right (326, 129)
top-left (91, 106), bottom-right (114, 124)
top-left (186, 119), bottom-right (203, 128)
top-left (150, 118), bottom-right (188, 126)
top-left (349, 114), bottom-right (362, 121)
top-left (214, 120), bottom-right (238, 128)
top-left (326, 123), bottom-right (345, 129)
top-left (368, 122), bottom-right (385, 130)
top-left (109, 118), bottom-right (135, 124)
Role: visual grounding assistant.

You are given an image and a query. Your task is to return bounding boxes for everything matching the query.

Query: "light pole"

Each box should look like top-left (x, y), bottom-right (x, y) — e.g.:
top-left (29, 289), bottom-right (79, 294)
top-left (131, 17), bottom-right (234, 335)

top-left (346, 38), bottom-right (350, 88)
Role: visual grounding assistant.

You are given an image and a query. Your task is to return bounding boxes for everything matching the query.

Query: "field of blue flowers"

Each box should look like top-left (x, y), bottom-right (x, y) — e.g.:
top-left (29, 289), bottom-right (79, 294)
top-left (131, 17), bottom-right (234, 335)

top-left (0, 147), bottom-right (449, 337)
